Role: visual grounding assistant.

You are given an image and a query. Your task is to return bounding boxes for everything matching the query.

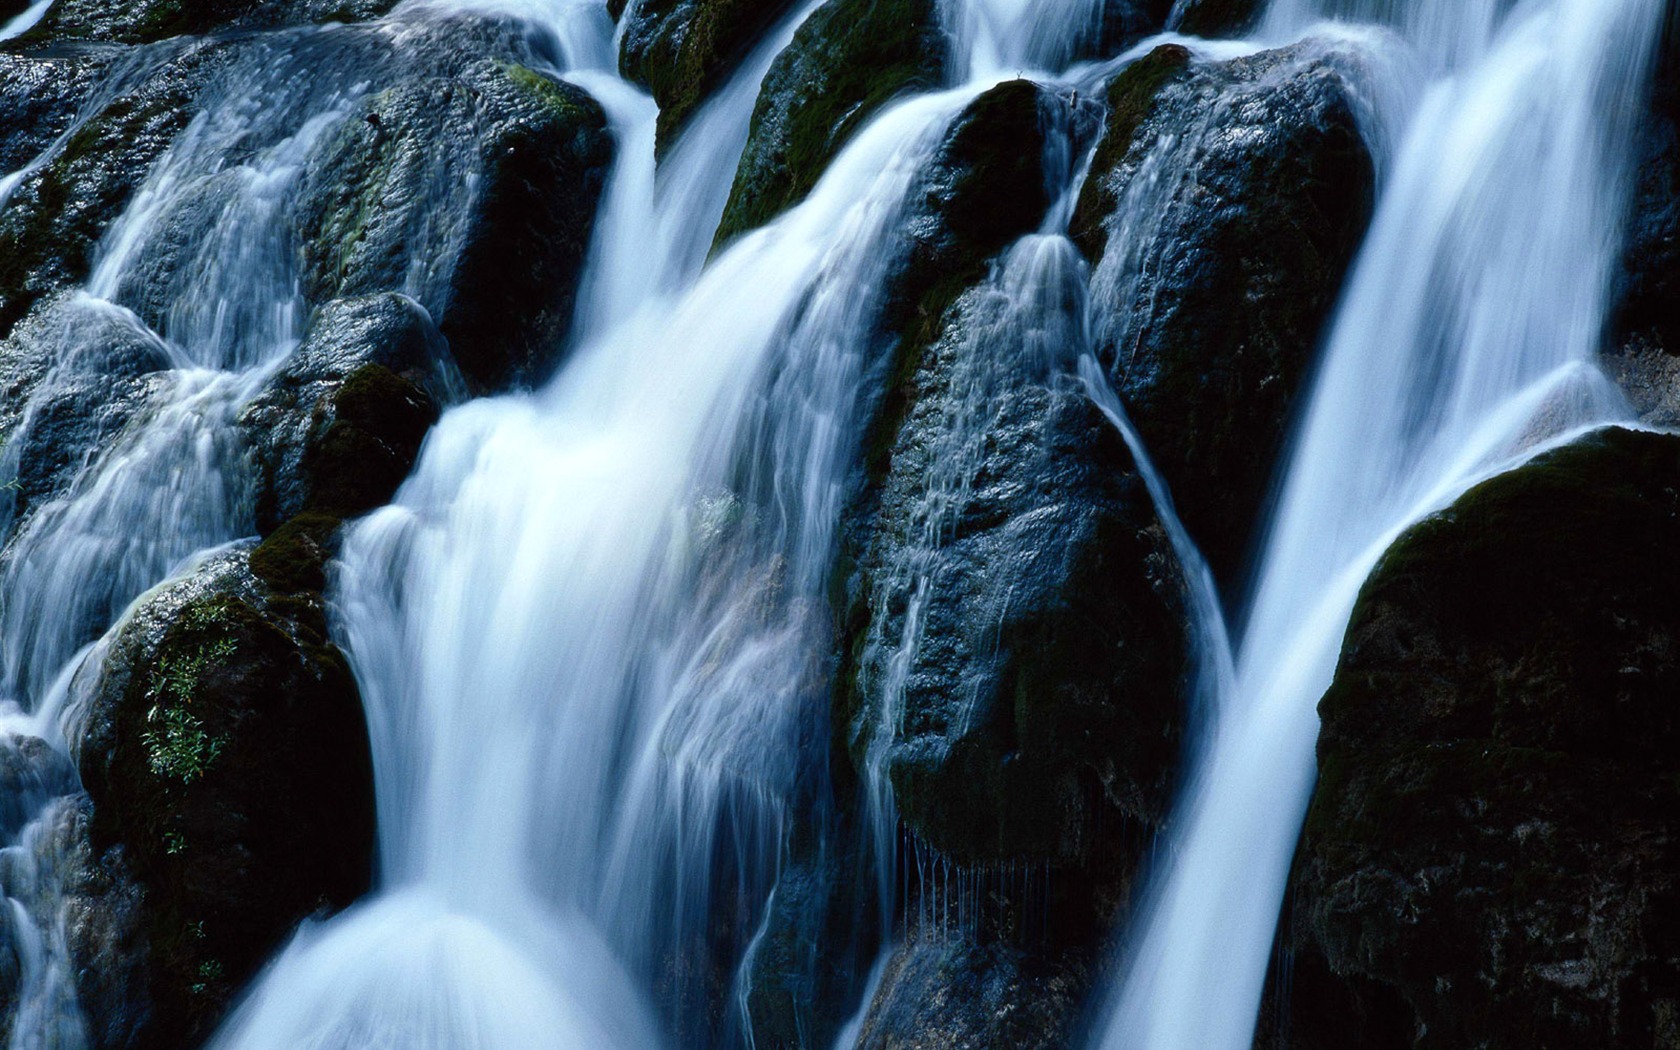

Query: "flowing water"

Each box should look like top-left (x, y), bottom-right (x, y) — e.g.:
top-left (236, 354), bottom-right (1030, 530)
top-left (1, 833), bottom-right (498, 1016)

top-left (0, 0), bottom-right (1663, 1045)
top-left (1094, 0), bottom-right (1667, 1047)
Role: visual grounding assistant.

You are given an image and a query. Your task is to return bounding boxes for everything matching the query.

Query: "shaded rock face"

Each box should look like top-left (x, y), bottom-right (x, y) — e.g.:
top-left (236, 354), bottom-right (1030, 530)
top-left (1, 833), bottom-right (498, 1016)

top-left (0, 40), bottom-right (233, 338)
top-left (1276, 427), bottom-right (1680, 1050)
top-left (845, 246), bottom-right (1188, 866)
top-left (619, 0), bottom-right (796, 148)
top-left (296, 49), bottom-right (611, 391)
top-left (76, 546), bottom-right (377, 1050)
top-left (240, 293), bottom-right (449, 537)
top-left (854, 934), bottom-right (1090, 1050)
top-left (1074, 42), bottom-right (1376, 591)
top-left (714, 0), bottom-right (949, 246)
top-left (1606, 26), bottom-right (1680, 425)
top-left (1168, 0), bottom-right (1262, 38)
top-left (14, 0), bottom-right (401, 46)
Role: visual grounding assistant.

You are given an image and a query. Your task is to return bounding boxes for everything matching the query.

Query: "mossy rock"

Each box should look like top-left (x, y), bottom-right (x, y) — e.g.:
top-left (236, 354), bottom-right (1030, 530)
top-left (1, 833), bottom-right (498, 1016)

top-left (1069, 43), bottom-right (1192, 260)
top-left (1280, 427), bottom-right (1680, 1049)
top-left (78, 547), bottom-right (376, 1050)
top-left (0, 42), bottom-right (228, 339)
top-left (296, 59), bottom-right (611, 391)
top-left (713, 0), bottom-right (949, 247)
top-left (11, 0), bottom-right (399, 46)
top-left (619, 0), bottom-right (797, 150)
top-left (1078, 42), bottom-right (1375, 590)
top-left (241, 292), bottom-right (448, 534)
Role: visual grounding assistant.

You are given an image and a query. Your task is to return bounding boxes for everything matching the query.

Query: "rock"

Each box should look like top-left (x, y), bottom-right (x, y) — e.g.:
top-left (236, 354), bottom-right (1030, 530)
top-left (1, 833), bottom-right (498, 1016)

top-left (619, 0), bottom-right (796, 149)
top-left (842, 236), bottom-right (1188, 870)
top-left (0, 40), bottom-right (232, 338)
top-left (874, 77), bottom-right (1075, 366)
top-left (852, 934), bottom-right (1090, 1050)
top-left (1169, 0), bottom-right (1262, 37)
top-left (239, 292), bottom-right (449, 539)
top-left (0, 793), bottom-right (151, 1050)
top-left (1605, 26), bottom-right (1679, 424)
top-left (0, 50), bottom-right (114, 174)
top-left (76, 545), bottom-right (377, 1049)
top-left (1278, 427), bottom-right (1680, 1049)
top-left (12, 0), bottom-right (400, 46)
top-left (0, 295), bottom-right (173, 528)
top-left (1074, 41), bottom-right (1375, 590)
top-left (714, 0), bottom-right (950, 246)
top-left (296, 55), bottom-right (612, 391)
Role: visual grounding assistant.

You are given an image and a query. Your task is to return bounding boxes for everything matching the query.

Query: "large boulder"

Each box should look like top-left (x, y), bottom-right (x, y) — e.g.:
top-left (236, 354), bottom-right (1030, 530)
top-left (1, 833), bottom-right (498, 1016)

top-left (619, 0), bottom-right (796, 148)
top-left (1278, 427), bottom-right (1680, 1049)
top-left (1073, 41), bottom-right (1375, 589)
top-left (852, 935), bottom-right (1091, 1050)
top-left (75, 546), bottom-right (377, 1050)
top-left (239, 292), bottom-right (449, 538)
top-left (295, 52), bottom-right (611, 390)
top-left (714, 0), bottom-right (950, 245)
top-left (842, 245), bottom-right (1188, 866)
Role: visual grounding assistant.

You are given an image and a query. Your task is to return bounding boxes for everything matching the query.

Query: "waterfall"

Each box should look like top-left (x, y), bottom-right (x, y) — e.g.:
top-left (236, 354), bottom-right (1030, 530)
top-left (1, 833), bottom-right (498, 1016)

top-left (4, 0), bottom-right (1663, 1043)
top-left (1093, 0), bottom-right (1667, 1047)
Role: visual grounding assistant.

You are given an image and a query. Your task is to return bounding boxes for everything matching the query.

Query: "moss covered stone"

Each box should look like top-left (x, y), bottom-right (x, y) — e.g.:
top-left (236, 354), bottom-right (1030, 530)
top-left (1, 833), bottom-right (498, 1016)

top-left (1278, 427), bottom-right (1680, 1050)
top-left (1069, 43), bottom-right (1192, 260)
top-left (296, 58), bottom-right (611, 391)
top-left (78, 548), bottom-right (375, 1049)
top-left (619, 0), bottom-right (796, 149)
top-left (0, 46), bottom-right (221, 338)
top-left (714, 0), bottom-right (948, 246)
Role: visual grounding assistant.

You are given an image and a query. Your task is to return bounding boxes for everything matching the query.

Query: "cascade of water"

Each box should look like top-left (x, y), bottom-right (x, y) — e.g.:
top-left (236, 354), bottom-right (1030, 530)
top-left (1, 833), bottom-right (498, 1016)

top-left (1094, 0), bottom-right (1666, 1047)
top-left (0, 17), bottom-right (567, 1044)
top-left (207, 0), bottom-right (1033, 1036)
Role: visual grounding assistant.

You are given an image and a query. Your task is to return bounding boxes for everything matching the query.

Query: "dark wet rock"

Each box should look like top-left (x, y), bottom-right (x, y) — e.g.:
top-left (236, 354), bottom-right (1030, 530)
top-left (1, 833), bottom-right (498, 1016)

top-left (1276, 427), bottom-right (1680, 1050)
top-left (1169, 0), bottom-right (1262, 38)
top-left (0, 793), bottom-right (150, 1050)
top-left (874, 78), bottom-right (1073, 369)
top-left (853, 933), bottom-right (1090, 1050)
top-left (0, 295), bottom-right (173, 528)
top-left (13, 0), bottom-right (400, 46)
top-left (842, 254), bottom-right (1188, 870)
top-left (1606, 27), bottom-right (1680, 425)
top-left (76, 545), bottom-right (376, 1049)
top-left (739, 804), bottom-right (880, 1049)
top-left (0, 734), bottom-right (77, 841)
top-left (297, 57), bottom-right (611, 391)
top-left (0, 50), bottom-right (115, 174)
top-left (619, 0), bottom-right (795, 148)
top-left (1074, 42), bottom-right (1375, 590)
top-left (0, 41), bottom-right (232, 339)
top-left (240, 292), bottom-right (449, 539)
top-left (714, 0), bottom-right (949, 246)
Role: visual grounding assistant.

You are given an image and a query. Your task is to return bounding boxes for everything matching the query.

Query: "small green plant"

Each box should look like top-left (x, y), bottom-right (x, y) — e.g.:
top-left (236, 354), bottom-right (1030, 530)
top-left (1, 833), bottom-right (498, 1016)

top-left (141, 601), bottom-right (238, 784)
top-left (163, 829), bottom-right (188, 855)
top-left (189, 958), bottom-right (224, 997)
